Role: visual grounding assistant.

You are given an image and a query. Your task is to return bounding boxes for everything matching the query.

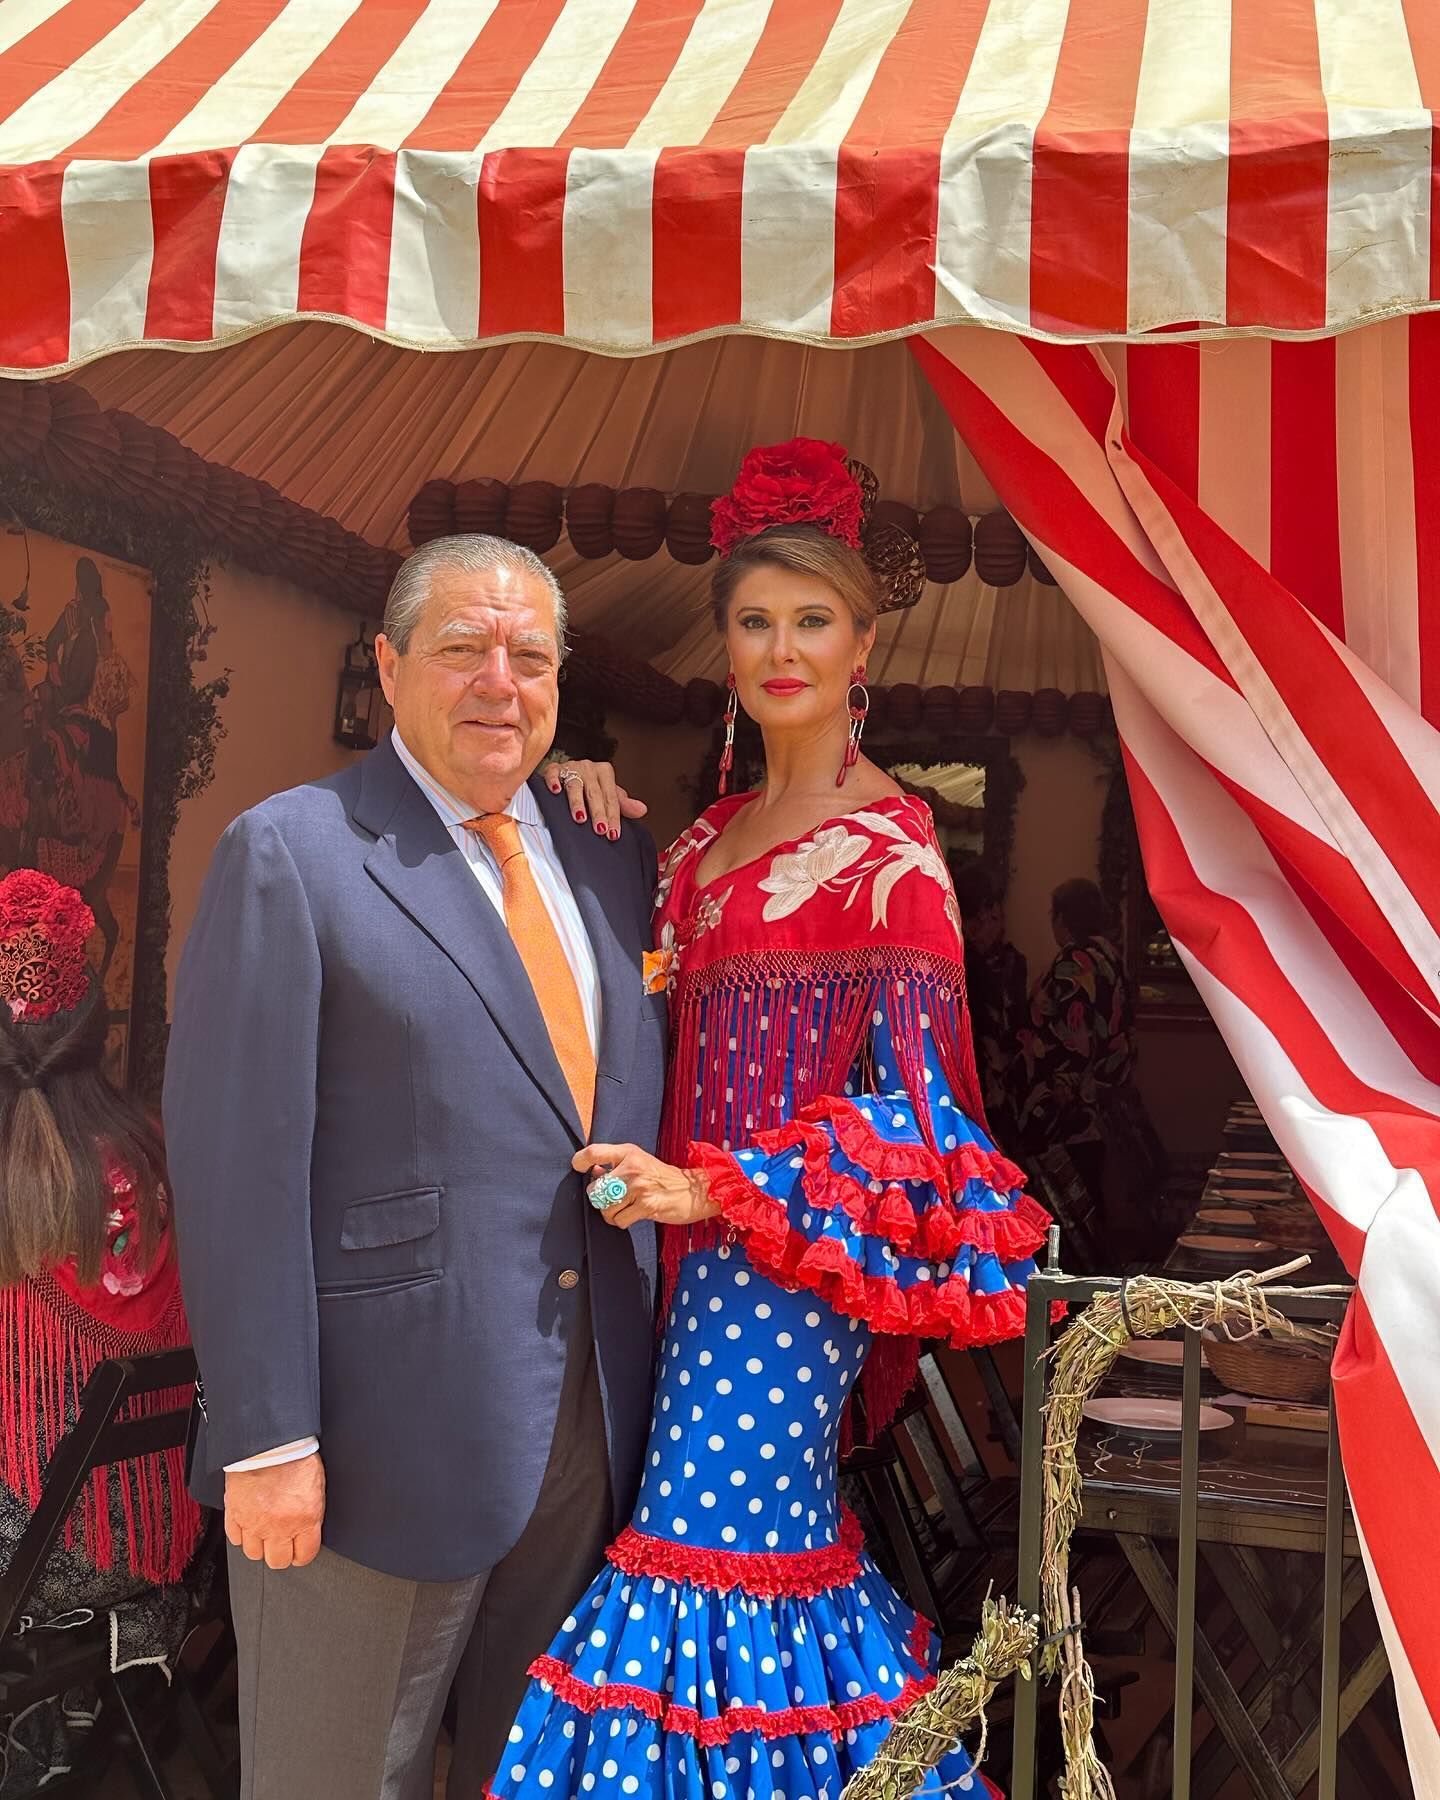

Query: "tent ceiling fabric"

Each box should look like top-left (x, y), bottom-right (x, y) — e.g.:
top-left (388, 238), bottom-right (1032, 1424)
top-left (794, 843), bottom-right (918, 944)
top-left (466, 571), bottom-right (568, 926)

top-left (79, 324), bottom-right (1103, 693)
top-left (0, 1), bottom-right (1435, 371)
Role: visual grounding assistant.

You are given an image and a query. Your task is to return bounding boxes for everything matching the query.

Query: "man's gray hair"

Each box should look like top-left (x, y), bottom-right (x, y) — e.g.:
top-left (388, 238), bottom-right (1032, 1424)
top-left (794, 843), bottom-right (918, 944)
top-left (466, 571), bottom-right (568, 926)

top-left (382, 535), bottom-right (568, 655)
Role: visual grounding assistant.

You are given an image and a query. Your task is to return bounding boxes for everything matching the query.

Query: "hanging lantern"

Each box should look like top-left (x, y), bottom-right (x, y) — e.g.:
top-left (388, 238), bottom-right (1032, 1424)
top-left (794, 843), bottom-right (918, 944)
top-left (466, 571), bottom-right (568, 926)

top-left (505, 481), bottom-right (562, 552)
top-left (567, 484), bottom-right (616, 558)
top-left (612, 488), bottom-right (668, 560)
top-left (408, 479), bottom-right (457, 547)
top-left (994, 689), bottom-right (1033, 735)
top-left (1067, 691), bottom-right (1110, 738)
top-left (1032, 687), bottom-right (1066, 736)
top-left (922, 685), bottom-right (959, 730)
top-left (918, 506), bottom-right (973, 584)
top-left (666, 494), bottom-right (717, 565)
top-left (887, 683), bottom-right (923, 729)
top-left (334, 628), bottom-right (386, 750)
top-left (956, 685), bottom-right (995, 734)
top-left (973, 512), bottom-right (1029, 587)
top-left (455, 477), bottom-right (509, 536)
top-left (1027, 542), bottom-right (1059, 586)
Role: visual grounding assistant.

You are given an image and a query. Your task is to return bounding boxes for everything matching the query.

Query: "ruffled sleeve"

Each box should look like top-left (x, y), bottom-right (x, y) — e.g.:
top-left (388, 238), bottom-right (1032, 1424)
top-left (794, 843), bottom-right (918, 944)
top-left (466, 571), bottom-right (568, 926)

top-left (686, 1000), bottom-right (1051, 1352)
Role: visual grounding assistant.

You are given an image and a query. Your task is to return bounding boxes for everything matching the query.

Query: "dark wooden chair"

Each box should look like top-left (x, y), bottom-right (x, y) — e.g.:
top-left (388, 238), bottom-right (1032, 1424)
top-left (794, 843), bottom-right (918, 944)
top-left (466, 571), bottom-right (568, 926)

top-left (1027, 1143), bottom-right (1105, 1273)
top-left (0, 1347), bottom-right (237, 1798)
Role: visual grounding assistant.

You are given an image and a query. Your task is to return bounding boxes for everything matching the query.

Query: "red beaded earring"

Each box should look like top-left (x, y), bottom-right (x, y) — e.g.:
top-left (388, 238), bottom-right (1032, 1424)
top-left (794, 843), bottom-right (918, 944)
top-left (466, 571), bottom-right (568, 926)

top-left (717, 672), bottom-right (738, 796)
top-left (836, 665), bottom-right (869, 788)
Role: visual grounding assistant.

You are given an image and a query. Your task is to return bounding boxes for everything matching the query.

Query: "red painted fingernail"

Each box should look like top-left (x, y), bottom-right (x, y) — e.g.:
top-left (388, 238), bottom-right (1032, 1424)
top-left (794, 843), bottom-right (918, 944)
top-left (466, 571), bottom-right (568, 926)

top-left (595, 821), bottom-right (607, 835)
top-left (609, 827), bottom-right (620, 841)
top-left (574, 810), bottom-right (585, 821)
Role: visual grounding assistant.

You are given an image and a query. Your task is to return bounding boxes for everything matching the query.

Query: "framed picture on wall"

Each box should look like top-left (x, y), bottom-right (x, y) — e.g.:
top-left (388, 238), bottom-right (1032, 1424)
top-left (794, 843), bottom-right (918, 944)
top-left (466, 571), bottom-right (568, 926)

top-left (0, 526), bottom-right (153, 1080)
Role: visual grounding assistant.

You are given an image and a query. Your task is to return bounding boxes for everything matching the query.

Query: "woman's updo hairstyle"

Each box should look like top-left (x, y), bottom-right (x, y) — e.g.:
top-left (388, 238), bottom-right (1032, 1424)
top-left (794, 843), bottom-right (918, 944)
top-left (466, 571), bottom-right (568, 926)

top-left (709, 524), bottom-right (880, 634)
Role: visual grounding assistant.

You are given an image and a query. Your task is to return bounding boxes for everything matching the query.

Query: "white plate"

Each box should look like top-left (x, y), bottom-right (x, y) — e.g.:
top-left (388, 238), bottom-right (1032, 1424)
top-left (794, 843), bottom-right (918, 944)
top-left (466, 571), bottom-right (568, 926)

top-left (1176, 1234), bottom-right (1279, 1256)
top-left (1083, 1398), bottom-right (1234, 1436)
top-left (1117, 1338), bottom-right (1199, 1367)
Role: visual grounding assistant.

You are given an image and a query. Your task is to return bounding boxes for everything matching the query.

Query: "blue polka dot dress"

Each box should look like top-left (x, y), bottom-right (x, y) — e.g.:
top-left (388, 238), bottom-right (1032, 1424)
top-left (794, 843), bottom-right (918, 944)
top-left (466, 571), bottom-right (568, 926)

top-left (488, 797), bottom-right (1044, 1800)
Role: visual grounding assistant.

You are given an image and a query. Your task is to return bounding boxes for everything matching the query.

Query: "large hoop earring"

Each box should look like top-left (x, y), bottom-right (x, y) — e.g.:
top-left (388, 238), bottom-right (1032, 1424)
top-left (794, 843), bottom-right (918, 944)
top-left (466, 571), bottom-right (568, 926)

top-left (837, 666), bottom-right (869, 789)
top-left (717, 672), bottom-right (738, 796)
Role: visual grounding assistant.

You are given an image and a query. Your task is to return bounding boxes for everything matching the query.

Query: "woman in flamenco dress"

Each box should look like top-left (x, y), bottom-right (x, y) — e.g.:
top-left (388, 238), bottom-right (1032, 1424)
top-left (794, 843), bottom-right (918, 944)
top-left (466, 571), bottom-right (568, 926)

top-left (488, 441), bottom-right (1051, 1800)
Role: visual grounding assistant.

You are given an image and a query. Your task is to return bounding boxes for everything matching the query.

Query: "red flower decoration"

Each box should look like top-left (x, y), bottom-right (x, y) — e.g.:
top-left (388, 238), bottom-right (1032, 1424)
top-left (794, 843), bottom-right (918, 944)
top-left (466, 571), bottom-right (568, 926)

top-left (0, 869), bottom-right (95, 1020)
top-left (710, 438), bottom-right (864, 557)
top-left (0, 869), bottom-right (57, 929)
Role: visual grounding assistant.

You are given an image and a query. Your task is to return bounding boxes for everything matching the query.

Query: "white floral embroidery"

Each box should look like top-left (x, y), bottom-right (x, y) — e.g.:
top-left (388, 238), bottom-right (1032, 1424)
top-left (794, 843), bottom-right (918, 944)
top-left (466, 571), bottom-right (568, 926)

top-left (756, 807), bottom-right (958, 930)
top-left (653, 817), bottom-right (718, 915)
top-left (756, 826), bottom-right (870, 920)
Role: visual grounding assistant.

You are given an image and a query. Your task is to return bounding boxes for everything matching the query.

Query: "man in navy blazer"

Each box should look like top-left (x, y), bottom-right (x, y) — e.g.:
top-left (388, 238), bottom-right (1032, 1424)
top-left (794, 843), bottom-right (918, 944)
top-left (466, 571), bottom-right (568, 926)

top-left (164, 537), bottom-right (665, 1798)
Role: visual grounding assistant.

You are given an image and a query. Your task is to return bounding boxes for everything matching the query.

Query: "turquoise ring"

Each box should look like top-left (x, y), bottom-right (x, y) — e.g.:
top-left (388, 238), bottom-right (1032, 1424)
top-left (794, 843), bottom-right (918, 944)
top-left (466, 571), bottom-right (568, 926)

top-left (588, 1173), bottom-right (629, 1211)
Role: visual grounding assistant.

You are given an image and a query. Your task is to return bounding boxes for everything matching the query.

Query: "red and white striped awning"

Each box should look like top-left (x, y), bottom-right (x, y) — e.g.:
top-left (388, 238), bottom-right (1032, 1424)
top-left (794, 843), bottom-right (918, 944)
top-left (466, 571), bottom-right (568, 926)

top-left (2, 0), bottom-right (1438, 373)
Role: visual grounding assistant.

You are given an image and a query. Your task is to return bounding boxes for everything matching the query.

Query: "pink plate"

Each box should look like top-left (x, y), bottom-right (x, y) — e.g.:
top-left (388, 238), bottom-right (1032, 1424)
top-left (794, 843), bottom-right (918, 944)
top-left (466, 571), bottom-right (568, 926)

top-left (1117, 1338), bottom-right (1200, 1367)
top-left (1176, 1233), bottom-right (1278, 1256)
top-left (1083, 1398), bottom-right (1234, 1436)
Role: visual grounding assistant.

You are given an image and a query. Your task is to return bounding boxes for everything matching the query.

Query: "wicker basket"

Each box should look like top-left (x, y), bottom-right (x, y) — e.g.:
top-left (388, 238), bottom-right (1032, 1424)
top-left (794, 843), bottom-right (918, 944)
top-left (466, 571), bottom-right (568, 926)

top-left (1202, 1328), bottom-right (1333, 1404)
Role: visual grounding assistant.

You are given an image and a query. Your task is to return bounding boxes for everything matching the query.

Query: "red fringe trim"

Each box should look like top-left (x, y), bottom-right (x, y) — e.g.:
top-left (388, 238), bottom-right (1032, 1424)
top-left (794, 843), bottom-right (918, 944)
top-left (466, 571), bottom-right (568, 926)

top-left (526, 1617), bottom-right (937, 1748)
top-left (0, 1273), bottom-right (202, 1586)
top-left (607, 1507), bottom-right (866, 1598)
top-left (690, 1145), bottom-right (1036, 1351)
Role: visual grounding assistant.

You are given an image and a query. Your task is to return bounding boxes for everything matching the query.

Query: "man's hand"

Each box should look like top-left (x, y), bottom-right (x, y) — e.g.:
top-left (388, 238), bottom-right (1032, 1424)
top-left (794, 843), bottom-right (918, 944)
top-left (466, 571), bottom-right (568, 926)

top-left (225, 1451), bottom-right (326, 1570)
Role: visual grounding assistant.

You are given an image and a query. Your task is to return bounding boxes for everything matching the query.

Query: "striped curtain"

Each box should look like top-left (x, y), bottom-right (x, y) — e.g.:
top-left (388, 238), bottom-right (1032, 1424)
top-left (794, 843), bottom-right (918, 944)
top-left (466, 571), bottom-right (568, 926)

top-left (913, 318), bottom-right (1440, 1791)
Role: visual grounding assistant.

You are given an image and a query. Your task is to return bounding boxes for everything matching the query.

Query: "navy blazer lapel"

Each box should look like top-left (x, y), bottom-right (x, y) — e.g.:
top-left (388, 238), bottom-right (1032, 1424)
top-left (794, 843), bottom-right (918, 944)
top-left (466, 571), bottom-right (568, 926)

top-left (533, 778), bottom-right (642, 1140)
top-left (354, 739), bottom-right (585, 1145)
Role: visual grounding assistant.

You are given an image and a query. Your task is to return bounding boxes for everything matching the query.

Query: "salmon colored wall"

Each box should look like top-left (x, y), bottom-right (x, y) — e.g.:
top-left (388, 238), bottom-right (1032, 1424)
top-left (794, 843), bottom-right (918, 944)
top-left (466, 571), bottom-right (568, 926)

top-left (164, 564), bottom-right (366, 1004)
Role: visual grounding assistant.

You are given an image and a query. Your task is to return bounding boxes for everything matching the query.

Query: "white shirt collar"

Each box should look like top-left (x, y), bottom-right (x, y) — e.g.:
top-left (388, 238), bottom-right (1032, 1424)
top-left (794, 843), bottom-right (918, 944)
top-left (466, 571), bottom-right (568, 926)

top-left (391, 727), bottom-right (543, 830)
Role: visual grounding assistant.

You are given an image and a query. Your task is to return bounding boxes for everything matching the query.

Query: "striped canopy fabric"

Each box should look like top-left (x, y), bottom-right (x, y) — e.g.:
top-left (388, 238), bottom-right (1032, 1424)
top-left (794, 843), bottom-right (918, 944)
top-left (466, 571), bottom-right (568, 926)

top-left (3, 0), bottom-right (1440, 371)
top-left (914, 317), bottom-right (1440, 1791)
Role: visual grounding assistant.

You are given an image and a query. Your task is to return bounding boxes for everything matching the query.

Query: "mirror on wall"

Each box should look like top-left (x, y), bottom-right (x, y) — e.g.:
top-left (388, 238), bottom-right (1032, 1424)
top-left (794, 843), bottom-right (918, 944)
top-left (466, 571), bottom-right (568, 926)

top-left (696, 718), bottom-right (1023, 894)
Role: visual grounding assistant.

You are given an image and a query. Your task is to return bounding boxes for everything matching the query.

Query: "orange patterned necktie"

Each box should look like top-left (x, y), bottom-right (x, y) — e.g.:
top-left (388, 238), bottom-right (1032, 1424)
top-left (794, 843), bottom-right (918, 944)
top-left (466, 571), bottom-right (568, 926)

top-left (466, 814), bottom-right (595, 1135)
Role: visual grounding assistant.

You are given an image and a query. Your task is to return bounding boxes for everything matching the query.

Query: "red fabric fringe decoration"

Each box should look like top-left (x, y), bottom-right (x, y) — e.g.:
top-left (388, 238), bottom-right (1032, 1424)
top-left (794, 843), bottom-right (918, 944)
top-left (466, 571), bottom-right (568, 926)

top-left (607, 1507), bottom-right (866, 1598)
top-left (0, 1272), bottom-right (201, 1586)
top-left (526, 1616), bottom-right (937, 1748)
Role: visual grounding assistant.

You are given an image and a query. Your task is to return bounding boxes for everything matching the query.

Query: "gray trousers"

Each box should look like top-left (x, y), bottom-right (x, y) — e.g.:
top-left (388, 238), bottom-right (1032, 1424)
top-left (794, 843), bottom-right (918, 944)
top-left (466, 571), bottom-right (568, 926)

top-left (227, 1298), bottom-right (613, 1800)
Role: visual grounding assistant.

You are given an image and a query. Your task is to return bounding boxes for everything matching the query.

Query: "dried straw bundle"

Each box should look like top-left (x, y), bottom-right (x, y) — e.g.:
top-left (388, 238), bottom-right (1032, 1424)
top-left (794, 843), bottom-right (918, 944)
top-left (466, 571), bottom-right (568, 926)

top-left (839, 1598), bottom-right (1038, 1800)
top-left (1039, 1258), bottom-right (1338, 1798)
top-left (845, 1257), bottom-right (1341, 1800)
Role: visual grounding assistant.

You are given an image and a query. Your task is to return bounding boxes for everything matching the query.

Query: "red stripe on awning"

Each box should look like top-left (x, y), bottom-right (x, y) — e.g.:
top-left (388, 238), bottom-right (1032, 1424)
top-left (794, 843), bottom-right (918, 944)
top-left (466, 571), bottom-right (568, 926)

top-left (144, 151), bottom-right (227, 342)
top-left (831, 0), bottom-right (988, 338)
top-left (1029, 0), bottom-right (1148, 336)
top-left (297, 146), bottom-right (396, 330)
top-left (1270, 338), bottom-right (1344, 637)
top-left (651, 148), bottom-right (743, 341)
top-left (65, 0), bottom-right (291, 158)
top-left (1227, 0), bottom-right (1328, 330)
top-left (1123, 343), bottom-right (1201, 503)
top-left (478, 148), bottom-right (567, 339)
top-left (252, 0), bottom-right (433, 143)
top-left (557, 0), bottom-right (706, 150)
top-left (405, 0), bottom-right (569, 151)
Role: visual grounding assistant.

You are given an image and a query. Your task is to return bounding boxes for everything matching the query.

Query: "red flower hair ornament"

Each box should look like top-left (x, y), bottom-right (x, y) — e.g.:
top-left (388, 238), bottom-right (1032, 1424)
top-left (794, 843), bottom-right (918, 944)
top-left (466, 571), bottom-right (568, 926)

top-left (710, 437), bottom-right (925, 613)
top-left (710, 438), bottom-right (864, 558)
top-left (0, 869), bottom-right (95, 1022)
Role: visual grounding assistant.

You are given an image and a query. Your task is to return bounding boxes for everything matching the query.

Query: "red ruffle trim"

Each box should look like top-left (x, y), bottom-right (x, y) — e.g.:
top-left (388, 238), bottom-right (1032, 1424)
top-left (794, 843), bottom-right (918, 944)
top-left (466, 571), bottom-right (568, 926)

top-left (746, 1097), bottom-right (1048, 1268)
top-left (690, 1144), bottom-right (1035, 1350)
top-left (526, 1617), bottom-right (936, 1748)
top-left (607, 1508), bottom-right (866, 1599)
